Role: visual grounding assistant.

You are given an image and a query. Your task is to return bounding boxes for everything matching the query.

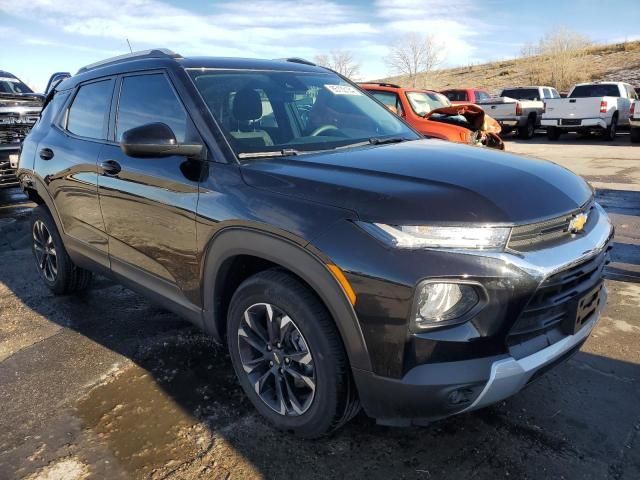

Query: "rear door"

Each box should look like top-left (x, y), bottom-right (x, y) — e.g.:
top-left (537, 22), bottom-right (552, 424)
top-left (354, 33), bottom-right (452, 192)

top-left (35, 77), bottom-right (114, 267)
top-left (97, 71), bottom-right (202, 307)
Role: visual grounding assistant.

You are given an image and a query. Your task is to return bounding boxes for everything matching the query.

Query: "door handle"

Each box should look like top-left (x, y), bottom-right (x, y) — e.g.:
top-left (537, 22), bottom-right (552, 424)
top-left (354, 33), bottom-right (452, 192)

top-left (100, 159), bottom-right (121, 176)
top-left (39, 148), bottom-right (54, 160)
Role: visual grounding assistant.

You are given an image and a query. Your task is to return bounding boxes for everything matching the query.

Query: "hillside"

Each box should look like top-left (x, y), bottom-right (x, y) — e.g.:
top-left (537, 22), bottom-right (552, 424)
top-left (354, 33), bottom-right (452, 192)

top-left (379, 41), bottom-right (640, 93)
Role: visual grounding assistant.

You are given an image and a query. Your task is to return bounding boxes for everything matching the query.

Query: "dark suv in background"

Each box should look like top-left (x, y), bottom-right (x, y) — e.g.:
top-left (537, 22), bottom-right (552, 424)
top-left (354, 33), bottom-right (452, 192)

top-left (0, 70), bottom-right (42, 188)
top-left (18, 49), bottom-right (613, 437)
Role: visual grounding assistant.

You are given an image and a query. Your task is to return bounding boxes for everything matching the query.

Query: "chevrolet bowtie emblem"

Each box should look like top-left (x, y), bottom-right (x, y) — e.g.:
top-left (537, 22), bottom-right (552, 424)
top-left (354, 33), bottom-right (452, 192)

top-left (569, 212), bottom-right (588, 234)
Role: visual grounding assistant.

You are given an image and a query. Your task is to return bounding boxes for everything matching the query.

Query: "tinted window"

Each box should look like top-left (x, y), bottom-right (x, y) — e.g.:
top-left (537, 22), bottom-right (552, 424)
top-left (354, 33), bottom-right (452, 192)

top-left (501, 88), bottom-right (540, 100)
top-left (570, 84), bottom-right (621, 98)
top-left (442, 90), bottom-right (467, 102)
top-left (116, 74), bottom-right (188, 142)
top-left (0, 73), bottom-right (33, 94)
top-left (67, 80), bottom-right (113, 139)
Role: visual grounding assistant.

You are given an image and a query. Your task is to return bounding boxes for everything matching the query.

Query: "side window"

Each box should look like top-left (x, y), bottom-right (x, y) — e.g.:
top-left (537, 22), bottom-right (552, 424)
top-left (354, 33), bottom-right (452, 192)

top-left (34, 90), bottom-right (70, 131)
top-left (66, 80), bottom-right (113, 139)
top-left (551, 89), bottom-right (560, 98)
top-left (116, 74), bottom-right (188, 142)
top-left (474, 91), bottom-right (490, 102)
top-left (542, 88), bottom-right (551, 99)
top-left (370, 91), bottom-right (403, 115)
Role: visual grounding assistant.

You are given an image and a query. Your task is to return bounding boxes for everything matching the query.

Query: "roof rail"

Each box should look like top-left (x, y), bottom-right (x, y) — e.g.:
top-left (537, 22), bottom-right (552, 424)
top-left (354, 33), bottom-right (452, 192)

top-left (77, 48), bottom-right (182, 74)
top-left (358, 82), bottom-right (401, 89)
top-left (280, 57), bottom-right (316, 67)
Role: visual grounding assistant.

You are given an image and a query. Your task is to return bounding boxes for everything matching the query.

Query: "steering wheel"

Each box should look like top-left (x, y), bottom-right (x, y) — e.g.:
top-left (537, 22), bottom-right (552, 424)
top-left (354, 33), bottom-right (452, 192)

top-left (309, 124), bottom-right (346, 137)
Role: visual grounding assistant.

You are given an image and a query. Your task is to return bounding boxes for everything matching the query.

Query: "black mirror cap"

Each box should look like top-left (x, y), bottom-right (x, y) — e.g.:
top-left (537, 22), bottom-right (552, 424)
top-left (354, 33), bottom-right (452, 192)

top-left (121, 122), bottom-right (203, 158)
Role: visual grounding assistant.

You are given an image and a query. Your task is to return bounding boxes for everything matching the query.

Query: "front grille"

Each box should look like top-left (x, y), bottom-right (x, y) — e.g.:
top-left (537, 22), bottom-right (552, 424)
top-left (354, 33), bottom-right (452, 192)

top-left (0, 160), bottom-right (18, 187)
top-left (0, 124), bottom-right (32, 145)
top-left (561, 119), bottom-right (582, 126)
top-left (507, 248), bottom-right (609, 359)
top-left (507, 204), bottom-right (596, 252)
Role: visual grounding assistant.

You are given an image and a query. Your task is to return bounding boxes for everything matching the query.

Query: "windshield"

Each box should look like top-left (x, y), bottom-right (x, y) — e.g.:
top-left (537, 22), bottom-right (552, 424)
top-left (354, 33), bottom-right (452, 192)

top-left (500, 88), bottom-right (539, 100)
top-left (570, 84), bottom-right (620, 98)
top-left (0, 75), bottom-right (33, 95)
top-left (188, 69), bottom-right (418, 158)
top-left (406, 91), bottom-right (449, 116)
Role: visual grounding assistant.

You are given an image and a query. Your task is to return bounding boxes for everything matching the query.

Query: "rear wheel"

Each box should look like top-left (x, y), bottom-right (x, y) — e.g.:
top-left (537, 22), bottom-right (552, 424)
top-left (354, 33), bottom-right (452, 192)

top-left (31, 206), bottom-right (93, 295)
top-left (630, 127), bottom-right (640, 143)
top-left (547, 127), bottom-right (561, 141)
top-left (604, 115), bottom-right (618, 141)
top-left (518, 116), bottom-right (536, 139)
top-left (227, 269), bottom-right (359, 437)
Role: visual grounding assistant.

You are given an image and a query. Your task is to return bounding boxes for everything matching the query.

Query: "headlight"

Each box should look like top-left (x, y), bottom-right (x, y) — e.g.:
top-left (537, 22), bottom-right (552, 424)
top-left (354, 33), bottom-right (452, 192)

top-left (357, 222), bottom-right (510, 250)
top-left (413, 281), bottom-right (482, 330)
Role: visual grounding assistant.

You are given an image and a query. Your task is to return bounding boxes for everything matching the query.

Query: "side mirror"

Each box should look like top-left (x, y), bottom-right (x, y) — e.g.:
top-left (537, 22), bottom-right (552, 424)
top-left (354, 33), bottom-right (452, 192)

top-left (120, 122), bottom-right (203, 158)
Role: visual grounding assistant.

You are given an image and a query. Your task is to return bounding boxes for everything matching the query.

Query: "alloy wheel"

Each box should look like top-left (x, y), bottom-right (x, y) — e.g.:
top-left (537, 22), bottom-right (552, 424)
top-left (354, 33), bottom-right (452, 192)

top-left (237, 302), bottom-right (316, 416)
top-left (33, 220), bottom-right (57, 282)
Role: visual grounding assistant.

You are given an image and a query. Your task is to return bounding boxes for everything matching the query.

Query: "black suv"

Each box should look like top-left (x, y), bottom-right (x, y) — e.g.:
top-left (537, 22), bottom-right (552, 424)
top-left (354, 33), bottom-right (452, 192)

top-left (18, 49), bottom-right (613, 437)
top-left (1, 70), bottom-right (43, 188)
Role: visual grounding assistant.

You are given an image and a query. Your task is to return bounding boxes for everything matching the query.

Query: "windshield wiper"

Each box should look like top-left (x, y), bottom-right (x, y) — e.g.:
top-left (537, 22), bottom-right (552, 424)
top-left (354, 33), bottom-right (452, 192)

top-left (368, 136), bottom-right (409, 145)
top-left (238, 148), bottom-right (301, 160)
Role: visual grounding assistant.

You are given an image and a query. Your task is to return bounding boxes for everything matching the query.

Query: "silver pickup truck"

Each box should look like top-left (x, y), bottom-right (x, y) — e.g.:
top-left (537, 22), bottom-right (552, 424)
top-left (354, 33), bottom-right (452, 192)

top-left (478, 86), bottom-right (560, 139)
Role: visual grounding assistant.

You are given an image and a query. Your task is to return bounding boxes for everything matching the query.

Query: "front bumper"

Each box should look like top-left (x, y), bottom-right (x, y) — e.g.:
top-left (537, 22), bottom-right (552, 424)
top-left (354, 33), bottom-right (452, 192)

top-left (352, 203), bottom-right (613, 424)
top-left (542, 118), bottom-right (607, 129)
top-left (0, 145), bottom-right (20, 189)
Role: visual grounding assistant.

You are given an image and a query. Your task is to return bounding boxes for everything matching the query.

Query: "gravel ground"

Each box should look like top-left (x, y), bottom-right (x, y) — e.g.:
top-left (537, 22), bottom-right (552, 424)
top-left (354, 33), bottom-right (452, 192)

top-left (1, 132), bottom-right (639, 480)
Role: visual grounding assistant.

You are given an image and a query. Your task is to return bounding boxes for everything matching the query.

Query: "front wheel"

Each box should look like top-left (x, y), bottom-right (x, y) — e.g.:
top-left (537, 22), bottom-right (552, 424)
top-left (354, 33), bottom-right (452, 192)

top-left (30, 205), bottom-right (93, 295)
top-left (227, 269), bottom-right (359, 437)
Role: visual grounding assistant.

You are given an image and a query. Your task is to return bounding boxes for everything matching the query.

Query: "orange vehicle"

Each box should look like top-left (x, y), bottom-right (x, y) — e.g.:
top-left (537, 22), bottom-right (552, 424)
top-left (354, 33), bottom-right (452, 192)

top-left (360, 83), bottom-right (504, 150)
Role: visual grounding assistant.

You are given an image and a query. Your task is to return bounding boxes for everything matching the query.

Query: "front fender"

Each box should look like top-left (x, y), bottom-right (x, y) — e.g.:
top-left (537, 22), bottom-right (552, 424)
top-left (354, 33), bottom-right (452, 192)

top-left (200, 227), bottom-right (372, 372)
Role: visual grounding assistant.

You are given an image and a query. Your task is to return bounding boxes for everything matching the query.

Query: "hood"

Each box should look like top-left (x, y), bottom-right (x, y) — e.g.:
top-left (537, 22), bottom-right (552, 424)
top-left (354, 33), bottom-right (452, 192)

top-left (240, 139), bottom-right (592, 225)
top-left (0, 93), bottom-right (44, 108)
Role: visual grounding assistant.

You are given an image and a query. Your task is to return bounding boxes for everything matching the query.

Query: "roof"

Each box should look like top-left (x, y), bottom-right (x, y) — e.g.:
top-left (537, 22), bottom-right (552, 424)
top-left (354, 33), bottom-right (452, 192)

top-left (58, 49), bottom-right (330, 90)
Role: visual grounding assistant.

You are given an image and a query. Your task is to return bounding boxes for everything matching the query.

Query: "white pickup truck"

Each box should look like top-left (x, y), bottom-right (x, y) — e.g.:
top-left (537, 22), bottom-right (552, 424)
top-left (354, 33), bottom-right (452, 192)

top-left (479, 86), bottom-right (559, 139)
top-left (542, 82), bottom-right (637, 141)
top-left (630, 99), bottom-right (640, 143)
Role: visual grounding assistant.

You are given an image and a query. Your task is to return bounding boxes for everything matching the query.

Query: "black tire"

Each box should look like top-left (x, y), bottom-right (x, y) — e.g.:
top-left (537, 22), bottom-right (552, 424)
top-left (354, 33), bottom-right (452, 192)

top-left (630, 127), bottom-right (640, 143)
top-left (518, 116), bottom-right (536, 139)
top-left (227, 269), bottom-right (359, 438)
top-left (30, 205), bottom-right (93, 295)
top-left (604, 115), bottom-right (618, 141)
top-left (547, 126), bottom-right (561, 141)
top-left (501, 127), bottom-right (513, 136)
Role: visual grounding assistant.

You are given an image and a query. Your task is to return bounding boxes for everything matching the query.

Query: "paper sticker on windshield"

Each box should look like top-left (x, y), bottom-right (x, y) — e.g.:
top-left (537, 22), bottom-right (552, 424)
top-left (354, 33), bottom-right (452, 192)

top-left (324, 84), bottom-right (362, 96)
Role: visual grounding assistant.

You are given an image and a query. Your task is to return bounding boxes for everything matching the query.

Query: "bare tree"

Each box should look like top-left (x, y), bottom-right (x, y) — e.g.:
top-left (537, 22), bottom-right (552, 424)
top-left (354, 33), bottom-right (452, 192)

top-left (314, 50), bottom-right (361, 79)
top-left (538, 26), bottom-right (591, 90)
top-left (384, 33), bottom-right (445, 87)
top-left (519, 41), bottom-right (543, 85)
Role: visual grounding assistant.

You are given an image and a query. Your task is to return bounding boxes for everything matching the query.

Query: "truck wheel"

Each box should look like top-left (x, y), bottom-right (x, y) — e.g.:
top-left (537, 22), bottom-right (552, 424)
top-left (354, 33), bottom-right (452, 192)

top-left (605, 115), bottom-right (618, 141)
top-left (630, 127), bottom-right (640, 143)
top-left (227, 269), bottom-right (359, 438)
top-left (547, 127), bottom-right (561, 141)
top-left (518, 116), bottom-right (536, 139)
top-left (30, 205), bottom-right (93, 295)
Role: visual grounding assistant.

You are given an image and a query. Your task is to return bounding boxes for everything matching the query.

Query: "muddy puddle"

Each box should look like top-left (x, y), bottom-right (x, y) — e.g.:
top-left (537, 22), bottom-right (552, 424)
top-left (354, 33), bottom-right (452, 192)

top-left (73, 332), bottom-right (251, 478)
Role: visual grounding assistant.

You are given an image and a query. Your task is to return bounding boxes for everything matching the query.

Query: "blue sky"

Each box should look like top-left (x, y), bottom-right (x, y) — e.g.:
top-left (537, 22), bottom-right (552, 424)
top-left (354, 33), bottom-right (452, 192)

top-left (1, 0), bottom-right (639, 92)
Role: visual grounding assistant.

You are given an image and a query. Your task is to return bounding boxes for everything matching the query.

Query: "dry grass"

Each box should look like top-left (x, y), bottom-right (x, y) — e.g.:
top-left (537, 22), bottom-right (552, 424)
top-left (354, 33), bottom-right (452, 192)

top-left (377, 41), bottom-right (640, 94)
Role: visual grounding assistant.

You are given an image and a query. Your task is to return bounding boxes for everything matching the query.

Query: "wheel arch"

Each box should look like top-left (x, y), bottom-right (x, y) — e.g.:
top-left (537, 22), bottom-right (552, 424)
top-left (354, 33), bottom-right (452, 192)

top-left (201, 227), bottom-right (372, 372)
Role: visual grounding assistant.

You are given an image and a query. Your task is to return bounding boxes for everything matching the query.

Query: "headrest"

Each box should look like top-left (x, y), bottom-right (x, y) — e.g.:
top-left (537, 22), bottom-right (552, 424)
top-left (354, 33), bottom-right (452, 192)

top-left (232, 88), bottom-right (263, 122)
